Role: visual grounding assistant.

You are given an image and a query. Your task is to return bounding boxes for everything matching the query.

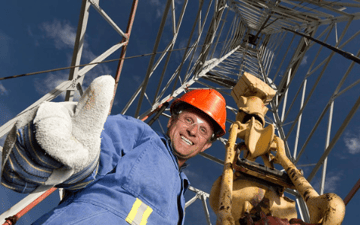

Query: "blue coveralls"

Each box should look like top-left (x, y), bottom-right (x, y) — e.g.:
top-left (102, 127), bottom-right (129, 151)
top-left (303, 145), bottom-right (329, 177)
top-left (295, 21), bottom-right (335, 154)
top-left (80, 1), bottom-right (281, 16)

top-left (7, 114), bottom-right (190, 225)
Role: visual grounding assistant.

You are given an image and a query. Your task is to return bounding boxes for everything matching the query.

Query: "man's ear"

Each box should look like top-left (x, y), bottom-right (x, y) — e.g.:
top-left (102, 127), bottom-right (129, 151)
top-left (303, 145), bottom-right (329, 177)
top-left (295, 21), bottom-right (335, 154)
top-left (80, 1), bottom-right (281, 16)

top-left (167, 116), bottom-right (174, 129)
top-left (200, 141), bottom-right (212, 153)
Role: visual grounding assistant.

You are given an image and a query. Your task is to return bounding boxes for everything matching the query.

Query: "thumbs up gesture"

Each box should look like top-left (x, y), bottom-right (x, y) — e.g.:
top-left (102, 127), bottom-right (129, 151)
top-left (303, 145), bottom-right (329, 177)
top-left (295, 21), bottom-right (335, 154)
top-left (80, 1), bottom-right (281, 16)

top-left (34, 75), bottom-right (115, 174)
top-left (1, 75), bottom-right (114, 192)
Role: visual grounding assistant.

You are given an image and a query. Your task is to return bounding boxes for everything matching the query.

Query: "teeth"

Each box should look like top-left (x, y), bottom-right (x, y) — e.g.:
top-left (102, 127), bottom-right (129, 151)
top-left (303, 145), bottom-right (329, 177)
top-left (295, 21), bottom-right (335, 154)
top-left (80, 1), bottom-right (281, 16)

top-left (181, 135), bottom-right (193, 145)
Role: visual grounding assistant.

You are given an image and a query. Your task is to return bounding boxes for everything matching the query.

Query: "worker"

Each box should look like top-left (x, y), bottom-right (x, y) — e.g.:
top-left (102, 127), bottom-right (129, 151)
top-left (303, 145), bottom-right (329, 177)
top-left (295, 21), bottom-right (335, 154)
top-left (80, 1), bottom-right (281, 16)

top-left (1, 76), bottom-right (227, 224)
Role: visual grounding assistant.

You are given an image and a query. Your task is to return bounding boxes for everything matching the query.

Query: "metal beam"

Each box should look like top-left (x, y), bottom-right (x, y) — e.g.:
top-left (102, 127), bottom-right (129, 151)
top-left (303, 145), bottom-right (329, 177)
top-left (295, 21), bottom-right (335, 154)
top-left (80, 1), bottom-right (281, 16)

top-left (307, 94), bottom-right (360, 182)
top-left (65, 0), bottom-right (91, 101)
top-left (111, 0), bottom-right (138, 113)
top-left (134, 0), bottom-right (172, 118)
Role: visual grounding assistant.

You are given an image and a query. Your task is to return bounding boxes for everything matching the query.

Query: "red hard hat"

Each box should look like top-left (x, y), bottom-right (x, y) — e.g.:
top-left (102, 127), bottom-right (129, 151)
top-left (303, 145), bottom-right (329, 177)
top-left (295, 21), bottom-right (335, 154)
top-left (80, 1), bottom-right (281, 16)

top-left (170, 89), bottom-right (226, 137)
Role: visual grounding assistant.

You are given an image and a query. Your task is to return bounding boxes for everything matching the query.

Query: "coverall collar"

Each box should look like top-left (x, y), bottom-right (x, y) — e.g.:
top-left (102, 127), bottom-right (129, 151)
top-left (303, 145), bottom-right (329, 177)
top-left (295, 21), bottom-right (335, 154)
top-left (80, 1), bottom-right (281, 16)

top-left (157, 132), bottom-right (188, 171)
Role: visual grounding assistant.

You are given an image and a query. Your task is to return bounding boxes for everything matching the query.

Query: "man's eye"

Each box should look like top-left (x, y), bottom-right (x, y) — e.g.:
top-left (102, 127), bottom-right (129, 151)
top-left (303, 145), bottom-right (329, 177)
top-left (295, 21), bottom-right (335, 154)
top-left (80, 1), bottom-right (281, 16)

top-left (200, 127), bottom-right (207, 134)
top-left (185, 118), bottom-right (193, 124)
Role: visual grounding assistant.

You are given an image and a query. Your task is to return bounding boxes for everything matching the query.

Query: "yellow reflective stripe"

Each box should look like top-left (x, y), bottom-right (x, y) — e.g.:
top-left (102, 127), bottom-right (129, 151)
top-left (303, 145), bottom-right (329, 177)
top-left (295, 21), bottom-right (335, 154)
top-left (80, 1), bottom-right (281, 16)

top-left (139, 206), bottom-right (153, 225)
top-left (126, 198), bottom-right (142, 224)
top-left (125, 198), bottom-right (153, 225)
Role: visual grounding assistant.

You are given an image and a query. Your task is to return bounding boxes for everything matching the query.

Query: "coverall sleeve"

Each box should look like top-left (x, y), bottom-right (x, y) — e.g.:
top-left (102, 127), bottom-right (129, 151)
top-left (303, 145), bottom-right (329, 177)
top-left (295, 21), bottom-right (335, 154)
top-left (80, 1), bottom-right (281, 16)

top-left (55, 114), bottom-right (155, 190)
top-left (1, 114), bottom-right (152, 193)
top-left (91, 114), bottom-right (154, 177)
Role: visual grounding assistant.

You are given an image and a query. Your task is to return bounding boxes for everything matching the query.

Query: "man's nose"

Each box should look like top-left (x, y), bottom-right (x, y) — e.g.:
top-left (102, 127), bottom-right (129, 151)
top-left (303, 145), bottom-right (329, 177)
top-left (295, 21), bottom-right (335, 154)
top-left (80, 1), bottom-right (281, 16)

top-left (187, 123), bottom-right (198, 136)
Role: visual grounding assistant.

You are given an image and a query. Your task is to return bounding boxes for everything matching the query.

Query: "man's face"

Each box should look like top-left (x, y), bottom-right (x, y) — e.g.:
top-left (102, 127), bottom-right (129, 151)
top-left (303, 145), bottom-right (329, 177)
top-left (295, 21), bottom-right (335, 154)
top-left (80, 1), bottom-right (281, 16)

top-left (167, 108), bottom-right (214, 161)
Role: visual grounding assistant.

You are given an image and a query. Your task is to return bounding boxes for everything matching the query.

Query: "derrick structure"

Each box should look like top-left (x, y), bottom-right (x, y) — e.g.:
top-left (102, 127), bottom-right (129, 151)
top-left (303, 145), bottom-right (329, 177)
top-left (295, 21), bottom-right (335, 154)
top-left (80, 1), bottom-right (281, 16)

top-left (1, 0), bottom-right (360, 224)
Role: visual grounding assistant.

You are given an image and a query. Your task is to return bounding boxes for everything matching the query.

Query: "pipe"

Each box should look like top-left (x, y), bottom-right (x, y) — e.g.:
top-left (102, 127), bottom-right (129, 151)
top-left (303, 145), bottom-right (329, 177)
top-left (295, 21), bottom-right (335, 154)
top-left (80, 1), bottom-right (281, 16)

top-left (344, 177), bottom-right (360, 206)
top-left (217, 122), bottom-right (239, 225)
top-left (2, 187), bottom-right (57, 225)
top-left (110, 0), bottom-right (139, 113)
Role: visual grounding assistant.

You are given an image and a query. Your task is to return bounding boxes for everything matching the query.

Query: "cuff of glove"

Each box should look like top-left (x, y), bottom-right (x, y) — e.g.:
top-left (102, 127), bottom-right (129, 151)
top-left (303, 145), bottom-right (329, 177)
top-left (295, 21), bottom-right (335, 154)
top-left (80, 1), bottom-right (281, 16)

top-left (1, 122), bottom-right (99, 193)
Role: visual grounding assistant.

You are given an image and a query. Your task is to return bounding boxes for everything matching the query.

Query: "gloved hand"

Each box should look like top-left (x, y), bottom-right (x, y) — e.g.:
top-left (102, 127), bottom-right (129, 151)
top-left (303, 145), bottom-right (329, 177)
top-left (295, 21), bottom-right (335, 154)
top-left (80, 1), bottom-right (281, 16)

top-left (34, 75), bottom-right (114, 174)
top-left (1, 75), bottom-right (115, 192)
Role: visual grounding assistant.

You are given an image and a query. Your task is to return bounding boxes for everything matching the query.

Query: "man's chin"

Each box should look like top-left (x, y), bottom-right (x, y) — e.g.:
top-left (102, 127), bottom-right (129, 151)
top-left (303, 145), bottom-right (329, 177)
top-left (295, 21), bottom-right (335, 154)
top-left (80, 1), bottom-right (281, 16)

top-left (171, 140), bottom-right (198, 158)
top-left (172, 148), bottom-right (193, 160)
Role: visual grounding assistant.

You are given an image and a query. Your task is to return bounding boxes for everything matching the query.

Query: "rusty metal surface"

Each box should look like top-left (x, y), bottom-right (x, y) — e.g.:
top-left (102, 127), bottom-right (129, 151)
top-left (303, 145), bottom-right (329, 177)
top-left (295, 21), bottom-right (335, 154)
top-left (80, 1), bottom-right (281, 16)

top-left (239, 215), bottom-right (321, 225)
top-left (273, 137), bottom-right (346, 225)
top-left (2, 187), bottom-right (57, 225)
top-left (212, 72), bottom-right (346, 225)
top-left (344, 177), bottom-right (360, 206)
top-left (234, 158), bottom-right (295, 190)
top-left (231, 73), bottom-right (277, 164)
top-left (210, 173), bottom-right (297, 225)
top-left (111, 0), bottom-right (139, 113)
top-left (215, 123), bottom-right (240, 225)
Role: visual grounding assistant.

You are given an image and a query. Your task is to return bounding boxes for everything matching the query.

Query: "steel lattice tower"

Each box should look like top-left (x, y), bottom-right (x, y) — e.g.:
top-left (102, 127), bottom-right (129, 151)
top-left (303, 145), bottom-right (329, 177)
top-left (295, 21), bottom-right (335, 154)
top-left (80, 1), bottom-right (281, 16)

top-left (1, 0), bottom-right (360, 224)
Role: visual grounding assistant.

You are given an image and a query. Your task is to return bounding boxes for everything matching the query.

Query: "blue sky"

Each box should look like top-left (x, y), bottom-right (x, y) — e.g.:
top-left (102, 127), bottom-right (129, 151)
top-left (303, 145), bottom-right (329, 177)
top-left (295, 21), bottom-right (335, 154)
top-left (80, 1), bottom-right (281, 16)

top-left (1, 1), bottom-right (360, 224)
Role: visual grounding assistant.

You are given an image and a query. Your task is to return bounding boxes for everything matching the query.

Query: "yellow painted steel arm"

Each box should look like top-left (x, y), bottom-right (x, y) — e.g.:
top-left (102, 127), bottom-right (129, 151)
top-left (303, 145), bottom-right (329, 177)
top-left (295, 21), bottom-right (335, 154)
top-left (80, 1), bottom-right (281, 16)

top-left (217, 122), bottom-right (240, 225)
top-left (273, 137), bottom-right (345, 225)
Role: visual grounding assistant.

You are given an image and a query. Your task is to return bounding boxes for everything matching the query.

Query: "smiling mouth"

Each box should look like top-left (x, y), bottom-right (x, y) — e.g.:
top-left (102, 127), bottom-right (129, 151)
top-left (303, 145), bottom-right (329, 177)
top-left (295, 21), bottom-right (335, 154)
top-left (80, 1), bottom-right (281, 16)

top-left (181, 135), bottom-right (193, 145)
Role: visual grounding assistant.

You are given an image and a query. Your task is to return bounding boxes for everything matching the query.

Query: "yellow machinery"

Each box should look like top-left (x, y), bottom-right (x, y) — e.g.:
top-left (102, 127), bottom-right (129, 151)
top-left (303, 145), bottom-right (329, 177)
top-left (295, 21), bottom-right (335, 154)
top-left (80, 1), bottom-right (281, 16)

top-left (209, 73), bottom-right (346, 225)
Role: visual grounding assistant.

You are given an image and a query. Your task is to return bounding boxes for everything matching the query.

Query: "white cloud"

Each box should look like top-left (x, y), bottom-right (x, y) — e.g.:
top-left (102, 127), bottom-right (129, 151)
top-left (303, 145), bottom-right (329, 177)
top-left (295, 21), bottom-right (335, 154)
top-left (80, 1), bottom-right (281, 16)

top-left (35, 20), bottom-right (113, 98)
top-left (40, 20), bottom-right (76, 49)
top-left (81, 49), bottom-right (113, 87)
top-left (33, 67), bottom-right (112, 102)
top-left (313, 172), bottom-right (342, 193)
top-left (34, 71), bottom-right (67, 94)
top-left (184, 166), bottom-right (216, 192)
top-left (183, 168), bottom-right (208, 189)
top-left (149, 0), bottom-right (183, 19)
top-left (149, 0), bottom-right (164, 18)
top-left (34, 71), bottom-right (81, 100)
top-left (112, 99), bottom-right (119, 107)
top-left (183, 168), bottom-right (198, 180)
top-left (133, 75), bottom-right (141, 84)
top-left (324, 173), bottom-right (342, 192)
top-left (0, 82), bottom-right (8, 95)
top-left (344, 132), bottom-right (360, 154)
top-left (300, 55), bottom-right (308, 66)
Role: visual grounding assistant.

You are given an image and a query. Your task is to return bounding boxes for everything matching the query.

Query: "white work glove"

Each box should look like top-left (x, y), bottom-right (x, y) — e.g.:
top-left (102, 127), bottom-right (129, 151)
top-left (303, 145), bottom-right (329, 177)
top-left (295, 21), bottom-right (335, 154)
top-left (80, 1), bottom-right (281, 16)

top-left (1, 75), bottom-right (114, 192)
top-left (33, 75), bottom-right (115, 174)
